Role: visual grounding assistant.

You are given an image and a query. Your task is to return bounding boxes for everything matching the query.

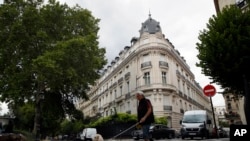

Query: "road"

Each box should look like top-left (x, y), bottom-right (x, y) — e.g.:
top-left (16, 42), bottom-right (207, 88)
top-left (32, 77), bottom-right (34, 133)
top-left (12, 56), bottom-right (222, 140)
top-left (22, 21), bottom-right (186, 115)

top-left (106, 138), bottom-right (229, 141)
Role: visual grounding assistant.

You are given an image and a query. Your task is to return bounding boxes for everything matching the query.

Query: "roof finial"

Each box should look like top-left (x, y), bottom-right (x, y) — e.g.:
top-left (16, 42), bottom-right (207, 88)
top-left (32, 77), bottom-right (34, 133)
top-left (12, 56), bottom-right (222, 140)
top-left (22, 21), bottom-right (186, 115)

top-left (149, 9), bottom-right (151, 18)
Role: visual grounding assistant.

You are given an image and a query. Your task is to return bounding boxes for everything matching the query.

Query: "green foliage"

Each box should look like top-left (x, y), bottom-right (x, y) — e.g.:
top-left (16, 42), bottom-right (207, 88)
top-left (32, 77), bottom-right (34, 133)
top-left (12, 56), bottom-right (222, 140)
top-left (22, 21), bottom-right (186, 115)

top-left (196, 4), bottom-right (250, 124)
top-left (219, 121), bottom-right (230, 128)
top-left (10, 102), bottom-right (35, 130)
top-left (155, 116), bottom-right (168, 125)
top-left (114, 113), bottom-right (137, 122)
top-left (196, 5), bottom-right (250, 94)
top-left (87, 113), bottom-right (168, 127)
top-left (88, 113), bottom-right (137, 127)
top-left (0, 0), bottom-right (107, 135)
top-left (60, 119), bottom-right (84, 135)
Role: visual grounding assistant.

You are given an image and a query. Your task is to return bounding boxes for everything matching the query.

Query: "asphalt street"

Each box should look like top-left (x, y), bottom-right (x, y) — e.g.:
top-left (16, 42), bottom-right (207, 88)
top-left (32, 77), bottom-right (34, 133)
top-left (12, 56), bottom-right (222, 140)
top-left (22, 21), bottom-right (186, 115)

top-left (106, 138), bottom-right (230, 141)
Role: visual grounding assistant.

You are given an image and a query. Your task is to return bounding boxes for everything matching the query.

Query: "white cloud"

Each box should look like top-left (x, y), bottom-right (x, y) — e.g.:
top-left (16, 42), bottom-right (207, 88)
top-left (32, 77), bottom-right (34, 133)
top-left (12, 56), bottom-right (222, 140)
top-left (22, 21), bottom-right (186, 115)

top-left (70, 0), bottom-right (225, 106)
top-left (0, 0), bottom-right (225, 107)
top-left (0, 102), bottom-right (8, 115)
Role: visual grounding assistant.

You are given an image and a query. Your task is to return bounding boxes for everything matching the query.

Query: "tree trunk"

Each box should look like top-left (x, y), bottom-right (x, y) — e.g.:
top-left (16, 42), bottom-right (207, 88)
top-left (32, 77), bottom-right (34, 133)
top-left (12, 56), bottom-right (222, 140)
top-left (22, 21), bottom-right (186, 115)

top-left (33, 92), bottom-right (41, 140)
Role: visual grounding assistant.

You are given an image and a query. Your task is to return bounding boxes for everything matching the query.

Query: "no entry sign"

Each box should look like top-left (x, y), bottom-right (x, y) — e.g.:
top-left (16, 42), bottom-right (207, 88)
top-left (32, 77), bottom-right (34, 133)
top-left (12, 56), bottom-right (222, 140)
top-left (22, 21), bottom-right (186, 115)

top-left (203, 84), bottom-right (216, 97)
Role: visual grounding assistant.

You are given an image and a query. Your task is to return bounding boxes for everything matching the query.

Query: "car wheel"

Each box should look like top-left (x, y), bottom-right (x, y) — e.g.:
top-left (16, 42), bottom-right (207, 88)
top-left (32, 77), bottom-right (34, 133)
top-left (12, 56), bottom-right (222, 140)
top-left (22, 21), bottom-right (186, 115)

top-left (167, 133), bottom-right (173, 139)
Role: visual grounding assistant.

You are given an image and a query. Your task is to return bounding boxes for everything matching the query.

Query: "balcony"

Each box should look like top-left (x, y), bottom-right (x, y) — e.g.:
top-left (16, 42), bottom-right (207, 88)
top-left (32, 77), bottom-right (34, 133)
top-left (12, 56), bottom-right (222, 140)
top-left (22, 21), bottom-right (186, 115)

top-left (115, 95), bottom-right (125, 103)
top-left (178, 90), bottom-right (183, 96)
top-left (236, 0), bottom-right (247, 8)
top-left (164, 105), bottom-right (172, 111)
top-left (159, 61), bottom-right (168, 68)
top-left (183, 94), bottom-right (188, 100)
top-left (176, 70), bottom-right (181, 76)
top-left (125, 93), bottom-right (130, 99)
top-left (141, 61), bottom-right (152, 69)
top-left (125, 72), bottom-right (130, 80)
top-left (109, 82), bottom-right (117, 89)
top-left (118, 77), bottom-right (123, 84)
top-left (224, 112), bottom-right (240, 119)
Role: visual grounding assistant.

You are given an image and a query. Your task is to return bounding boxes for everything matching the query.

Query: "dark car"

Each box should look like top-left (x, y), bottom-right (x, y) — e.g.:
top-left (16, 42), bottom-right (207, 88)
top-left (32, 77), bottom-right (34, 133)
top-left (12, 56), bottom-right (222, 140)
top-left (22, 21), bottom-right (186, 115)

top-left (218, 127), bottom-right (229, 138)
top-left (131, 124), bottom-right (175, 140)
top-left (150, 124), bottom-right (175, 139)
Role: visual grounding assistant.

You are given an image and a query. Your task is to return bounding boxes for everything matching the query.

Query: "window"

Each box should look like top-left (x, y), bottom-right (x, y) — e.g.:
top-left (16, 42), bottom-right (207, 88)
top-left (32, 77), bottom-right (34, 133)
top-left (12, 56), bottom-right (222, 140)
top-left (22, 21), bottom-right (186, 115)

top-left (180, 100), bottom-right (183, 109)
top-left (143, 54), bottom-right (150, 62)
top-left (106, 94), bottom-right (108, 103)
top-left (144, 72), bottom-right (150, 85)
top-left (114, 89), bottom-right (117, 98)
top-left (110, 91), bottom-right (112, 102)
top-left (127, 101), bottom-right (130, 111)
top-left (120, 86), bottom-right (123, 96)
top-left (182, 81), bottom-right (186, 94)
top-left (127, 81), bottom-right (130, 93)
top-left (178, 79), bottom-right (180, 90)
top-left (160, 53), bottom-right (166, 60)
top-left (162, 71), bottom-right (167, 84)
top-left (187, 87), bottom-right (190, 97)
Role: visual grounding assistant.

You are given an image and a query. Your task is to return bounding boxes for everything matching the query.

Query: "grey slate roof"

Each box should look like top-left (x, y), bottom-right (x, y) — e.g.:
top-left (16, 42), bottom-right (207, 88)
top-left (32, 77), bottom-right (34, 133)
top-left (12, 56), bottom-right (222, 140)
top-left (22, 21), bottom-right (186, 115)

top-left (140, 14), bottom-right (162, 35)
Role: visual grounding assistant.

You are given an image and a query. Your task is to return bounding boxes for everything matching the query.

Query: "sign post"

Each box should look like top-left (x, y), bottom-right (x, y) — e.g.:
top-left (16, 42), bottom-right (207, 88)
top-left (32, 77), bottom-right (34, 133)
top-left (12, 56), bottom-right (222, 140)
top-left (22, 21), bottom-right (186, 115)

top-left (203, 84), bottom-right (218, 138)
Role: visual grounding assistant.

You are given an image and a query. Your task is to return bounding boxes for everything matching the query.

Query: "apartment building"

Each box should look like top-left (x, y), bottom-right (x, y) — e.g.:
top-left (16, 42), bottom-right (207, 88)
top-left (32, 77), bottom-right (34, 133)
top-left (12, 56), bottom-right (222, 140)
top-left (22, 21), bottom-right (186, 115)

top-left (224, 94), bottom-right (246, 124)
top-left (214, 106), bottom-right (227, 124)
top-left (78, 14), bottom-right (213, 130)
top-left (213, 0), bottom-right (248, 125)
top-left (214, 0), bottom-right (248, 13)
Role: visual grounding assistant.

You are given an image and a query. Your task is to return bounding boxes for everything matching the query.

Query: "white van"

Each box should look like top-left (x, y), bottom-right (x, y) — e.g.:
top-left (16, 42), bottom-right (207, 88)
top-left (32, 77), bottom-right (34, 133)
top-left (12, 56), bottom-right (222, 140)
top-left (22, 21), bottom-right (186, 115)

top-left (180, 110), bottom-right (213, 139)
top-left (80, 128), bottom-right (97, 141)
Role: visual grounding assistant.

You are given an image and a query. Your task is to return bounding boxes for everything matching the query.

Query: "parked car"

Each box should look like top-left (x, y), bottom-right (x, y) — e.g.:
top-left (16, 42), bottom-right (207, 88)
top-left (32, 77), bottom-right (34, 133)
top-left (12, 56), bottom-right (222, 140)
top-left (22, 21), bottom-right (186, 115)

top-left (131, 124), bottom-right (175, 140)
top-left (218, 127), bottom-right (229, 138)
top-left (131, 129), bottom-right (143, 140)
top-left (80, 128), bottom-right (97, 141)
top-left (150, 124), bottom-right (175, 139)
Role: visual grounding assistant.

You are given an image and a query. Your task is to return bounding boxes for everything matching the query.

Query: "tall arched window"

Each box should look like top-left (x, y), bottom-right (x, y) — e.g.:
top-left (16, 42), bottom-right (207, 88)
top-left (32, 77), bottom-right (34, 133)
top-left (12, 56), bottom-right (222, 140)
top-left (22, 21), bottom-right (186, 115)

top-left (144, 72), bottom-right (150, 85)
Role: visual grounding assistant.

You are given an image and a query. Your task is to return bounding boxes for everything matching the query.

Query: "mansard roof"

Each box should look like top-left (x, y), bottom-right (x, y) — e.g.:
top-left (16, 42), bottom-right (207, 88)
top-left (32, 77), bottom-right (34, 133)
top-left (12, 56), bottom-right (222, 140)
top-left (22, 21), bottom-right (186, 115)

top-left (139, 13), bottom-right (162, 35)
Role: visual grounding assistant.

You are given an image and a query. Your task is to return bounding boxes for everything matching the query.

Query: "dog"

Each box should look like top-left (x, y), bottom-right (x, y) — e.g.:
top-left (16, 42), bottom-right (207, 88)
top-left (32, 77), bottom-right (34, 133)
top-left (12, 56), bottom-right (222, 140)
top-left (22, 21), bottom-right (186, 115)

top-left (92, 134), bottom-right (104, 141)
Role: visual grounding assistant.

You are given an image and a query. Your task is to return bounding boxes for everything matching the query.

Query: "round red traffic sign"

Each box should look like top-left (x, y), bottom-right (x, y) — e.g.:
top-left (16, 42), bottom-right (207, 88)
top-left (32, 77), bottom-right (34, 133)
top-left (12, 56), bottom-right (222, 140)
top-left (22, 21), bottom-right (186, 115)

top-left (203, 84), bottom-right (216, 97)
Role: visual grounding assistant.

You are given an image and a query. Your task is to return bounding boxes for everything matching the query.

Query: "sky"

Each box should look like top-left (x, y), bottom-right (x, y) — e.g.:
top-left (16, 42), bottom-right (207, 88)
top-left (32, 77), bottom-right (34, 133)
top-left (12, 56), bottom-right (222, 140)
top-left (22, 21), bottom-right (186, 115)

top-left (0, 0), bottom-right (226, 115)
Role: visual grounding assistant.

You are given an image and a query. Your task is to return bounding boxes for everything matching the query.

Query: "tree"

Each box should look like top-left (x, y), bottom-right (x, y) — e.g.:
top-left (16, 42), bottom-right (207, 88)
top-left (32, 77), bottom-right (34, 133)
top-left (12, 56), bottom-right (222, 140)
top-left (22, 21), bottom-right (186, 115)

top-left (196, 4), bottom-right (250, 123)
top-left (0, 0), bottom-right (107, 137)
top-left (155, 117), bottom-right (168, 125)
top-left (10, 102), bottom-right (35, 131)
top-left (0, 103), bottom-right (2, 114)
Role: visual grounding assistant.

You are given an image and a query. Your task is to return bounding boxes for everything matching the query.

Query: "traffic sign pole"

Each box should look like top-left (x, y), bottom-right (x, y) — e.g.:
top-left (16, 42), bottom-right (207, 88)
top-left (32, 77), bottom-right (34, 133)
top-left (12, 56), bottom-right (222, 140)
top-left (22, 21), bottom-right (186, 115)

top-left (203, 84), bottom-right (218, 138)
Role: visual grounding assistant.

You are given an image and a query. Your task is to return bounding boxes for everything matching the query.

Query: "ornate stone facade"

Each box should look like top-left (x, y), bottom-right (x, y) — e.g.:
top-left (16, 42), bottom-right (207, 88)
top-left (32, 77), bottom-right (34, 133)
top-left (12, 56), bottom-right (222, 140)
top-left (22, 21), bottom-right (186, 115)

top-left (78, 15), bottom-right (212, 130)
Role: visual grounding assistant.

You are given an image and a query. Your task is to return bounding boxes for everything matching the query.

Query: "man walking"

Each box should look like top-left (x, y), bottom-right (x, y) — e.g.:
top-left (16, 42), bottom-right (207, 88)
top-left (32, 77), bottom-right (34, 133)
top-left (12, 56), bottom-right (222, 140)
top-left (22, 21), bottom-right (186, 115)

top-left (136, 90), bottom-right (155, 141)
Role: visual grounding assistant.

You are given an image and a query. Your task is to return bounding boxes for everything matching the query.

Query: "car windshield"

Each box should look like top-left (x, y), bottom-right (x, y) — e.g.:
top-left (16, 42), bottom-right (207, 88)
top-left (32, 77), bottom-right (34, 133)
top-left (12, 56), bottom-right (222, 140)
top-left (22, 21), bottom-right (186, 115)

top-left (182, 114), bottom-right (206, 123)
